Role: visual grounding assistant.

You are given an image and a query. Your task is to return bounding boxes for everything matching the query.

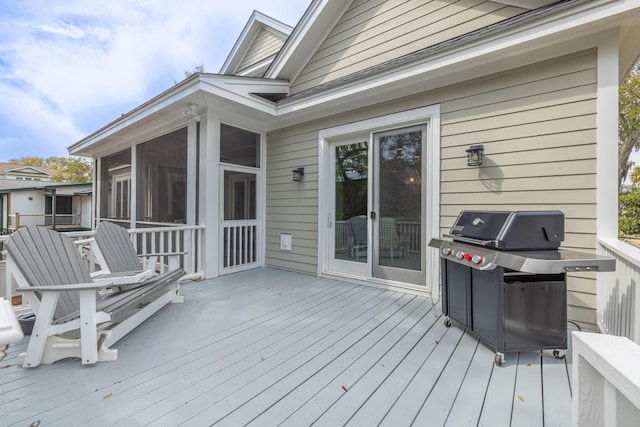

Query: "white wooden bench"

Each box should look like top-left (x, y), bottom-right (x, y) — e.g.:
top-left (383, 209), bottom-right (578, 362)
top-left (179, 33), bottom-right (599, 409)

top-left (5, 226), bottom-right (185, 367)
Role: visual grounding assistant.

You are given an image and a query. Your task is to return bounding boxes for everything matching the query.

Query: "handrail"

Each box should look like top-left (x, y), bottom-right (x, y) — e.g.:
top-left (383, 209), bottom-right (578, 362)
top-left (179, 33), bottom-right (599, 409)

top-left (572, 331), bottom-right (640, 426)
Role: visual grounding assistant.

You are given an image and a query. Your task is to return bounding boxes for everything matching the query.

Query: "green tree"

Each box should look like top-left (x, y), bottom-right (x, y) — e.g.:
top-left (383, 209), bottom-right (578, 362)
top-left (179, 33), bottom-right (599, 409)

top-left (618, 59), bottom-right (640, 190)
top-left (619, 188), bottom-right (640, 236)
top-left (631, 166), bottom-right (640, 187)
top-left (9, 156), bottom-right (92, 183)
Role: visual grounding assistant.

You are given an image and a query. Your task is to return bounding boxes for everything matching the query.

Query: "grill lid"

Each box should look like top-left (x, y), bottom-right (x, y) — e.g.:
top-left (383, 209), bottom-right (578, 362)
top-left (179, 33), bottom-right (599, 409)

top-left (449, 210), bottom-right (564, 250)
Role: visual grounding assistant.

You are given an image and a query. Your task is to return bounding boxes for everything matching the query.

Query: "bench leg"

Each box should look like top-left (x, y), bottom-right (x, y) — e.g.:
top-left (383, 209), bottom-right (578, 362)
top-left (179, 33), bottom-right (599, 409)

top-left (21, 292), bottom-right (59, 368)
top-left (79, 290), bottom-right (99, 364)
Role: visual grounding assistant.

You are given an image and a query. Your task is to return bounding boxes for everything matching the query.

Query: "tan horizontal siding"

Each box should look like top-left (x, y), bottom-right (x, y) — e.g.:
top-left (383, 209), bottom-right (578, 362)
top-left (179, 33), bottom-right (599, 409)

top-left (266, 49), bottom-right (599, 326)
top-left (238, 28), bottom-right (286, 73)
top-left (291, 0), bottom-right (528, 93)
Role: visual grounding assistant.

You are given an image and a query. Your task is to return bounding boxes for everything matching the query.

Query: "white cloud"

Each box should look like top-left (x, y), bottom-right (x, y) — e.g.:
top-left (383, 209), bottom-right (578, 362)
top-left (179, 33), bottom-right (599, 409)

top-left (0, 0), bottom-right (310, 160)
top-left (37, 20), bottom-right (85, 39)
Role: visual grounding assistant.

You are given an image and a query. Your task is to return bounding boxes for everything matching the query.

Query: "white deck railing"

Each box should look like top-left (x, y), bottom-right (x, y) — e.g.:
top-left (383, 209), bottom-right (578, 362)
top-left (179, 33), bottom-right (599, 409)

top-left (597, 238), bottom-right (640, 345)
top-left (1, 223), bottom-right (205, 302)
top-left (572, 239), bottom-right (640, 426)
top-left (8, 213), bottom-right (82, 229)
top-left (126, 224), bottom-right (204, 279)
top-left (222, 220), bottom-right (258, 272)
top-left (334, 220), bottom-right (421, 252)
top-left (572, 331), bottom-right (640, 426)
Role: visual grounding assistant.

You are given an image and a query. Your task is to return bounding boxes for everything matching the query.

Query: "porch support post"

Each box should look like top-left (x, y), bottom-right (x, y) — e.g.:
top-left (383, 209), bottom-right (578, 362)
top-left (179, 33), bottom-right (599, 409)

top-left (93, 158), bottom-right (100, 228)
top-left (51, 188), bottom-right (57, 229)
top-left (201, 114), bottom-right (220, 279)
top-left (596, 29), bottom-right (619, 240)
top-left (187, 120), bottom-right (198, 226)
top-left (130, 144), bottom-right (137, 228)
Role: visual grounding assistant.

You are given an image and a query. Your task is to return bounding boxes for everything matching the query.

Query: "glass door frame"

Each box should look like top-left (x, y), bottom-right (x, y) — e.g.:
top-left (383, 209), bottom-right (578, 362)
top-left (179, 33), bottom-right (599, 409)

top-left (326, 136), bottom-right (370, 278)
top-left (371, 124), bottom-right (427, 285)
top-left (318, 106), bottom-right (441, 292)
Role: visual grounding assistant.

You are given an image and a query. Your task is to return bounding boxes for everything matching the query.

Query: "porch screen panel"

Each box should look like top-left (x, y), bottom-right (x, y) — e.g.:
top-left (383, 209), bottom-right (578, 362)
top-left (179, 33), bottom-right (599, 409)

top-left (100, 149), bottom-right (131, 222)
top-left (136, 128), bottom-right (187, 224)
top-left (220, 123), bottom-right (260, 167)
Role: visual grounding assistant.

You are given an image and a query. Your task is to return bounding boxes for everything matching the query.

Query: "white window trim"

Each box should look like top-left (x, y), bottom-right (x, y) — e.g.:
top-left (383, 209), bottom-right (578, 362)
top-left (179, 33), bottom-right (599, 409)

top-left (317, 105), bottom-right (441, 292)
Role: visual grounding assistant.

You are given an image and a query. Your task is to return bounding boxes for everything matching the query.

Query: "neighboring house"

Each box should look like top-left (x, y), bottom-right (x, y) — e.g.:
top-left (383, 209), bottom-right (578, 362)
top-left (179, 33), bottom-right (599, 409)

top-left (0, 162), bottom-right (56, 181)
top-left (0, 180), bottom-right (92, 233)
top-left (68, 0), bottom-right (640, 330)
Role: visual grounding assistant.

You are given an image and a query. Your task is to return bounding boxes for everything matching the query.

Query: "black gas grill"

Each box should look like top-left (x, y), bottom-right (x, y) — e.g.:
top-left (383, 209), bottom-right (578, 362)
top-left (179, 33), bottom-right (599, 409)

top-left (429, 210), bottom-right (615, 365)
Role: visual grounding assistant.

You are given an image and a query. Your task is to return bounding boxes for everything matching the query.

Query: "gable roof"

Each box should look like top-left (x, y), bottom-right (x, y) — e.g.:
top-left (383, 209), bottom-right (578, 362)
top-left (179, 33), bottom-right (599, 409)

top-left (220, 11), bottom-right (293, 77)
top-left (0, 163), bottom-right (56, 178)
top-left (264, 0), bottom-right (352, 81)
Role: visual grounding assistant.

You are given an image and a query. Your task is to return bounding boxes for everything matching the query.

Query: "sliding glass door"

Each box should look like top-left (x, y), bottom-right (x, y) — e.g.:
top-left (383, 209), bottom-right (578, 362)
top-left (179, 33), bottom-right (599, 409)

top-left (326, 125), bottom-right (426, 286)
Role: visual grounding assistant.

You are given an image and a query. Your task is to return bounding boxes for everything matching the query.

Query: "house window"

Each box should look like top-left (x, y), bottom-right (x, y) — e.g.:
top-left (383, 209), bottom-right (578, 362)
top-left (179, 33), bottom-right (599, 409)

top-left (136, 128), bottom-right (187, 223)
top-left (220, 123), bottom-right (260, 167)
top-left (100, 149), bottom-right (131, 221)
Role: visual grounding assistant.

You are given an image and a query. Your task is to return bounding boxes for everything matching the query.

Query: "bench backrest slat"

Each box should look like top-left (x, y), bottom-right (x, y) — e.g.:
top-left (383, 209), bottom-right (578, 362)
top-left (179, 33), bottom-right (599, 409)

top-left (95, 222), bottom-right (141, 273)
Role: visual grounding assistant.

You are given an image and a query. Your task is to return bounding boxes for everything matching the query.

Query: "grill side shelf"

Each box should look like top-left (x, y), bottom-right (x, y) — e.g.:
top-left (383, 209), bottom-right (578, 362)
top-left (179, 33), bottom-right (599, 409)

top-left (429, 238), bottom-right (616, 274)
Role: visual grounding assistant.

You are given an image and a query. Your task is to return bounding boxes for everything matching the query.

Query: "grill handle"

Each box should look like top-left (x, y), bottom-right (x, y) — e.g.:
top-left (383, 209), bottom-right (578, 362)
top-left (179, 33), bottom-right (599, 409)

top-left (443, 234), bottom-right (497, 247)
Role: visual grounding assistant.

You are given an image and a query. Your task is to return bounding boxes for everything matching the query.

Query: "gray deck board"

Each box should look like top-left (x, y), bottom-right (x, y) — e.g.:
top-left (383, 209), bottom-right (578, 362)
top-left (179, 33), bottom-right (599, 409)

top-left (511, 351), bottom-right (544, 427)
top-left (0, 268), bottom-right (573, 426)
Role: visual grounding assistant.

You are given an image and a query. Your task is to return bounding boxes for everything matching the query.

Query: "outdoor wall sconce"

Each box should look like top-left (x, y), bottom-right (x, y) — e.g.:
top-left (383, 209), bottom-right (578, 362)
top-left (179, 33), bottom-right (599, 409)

top-left (292, 167), bottom-right (305, 182)
top-left (466, 145), bottom-right (484, 166)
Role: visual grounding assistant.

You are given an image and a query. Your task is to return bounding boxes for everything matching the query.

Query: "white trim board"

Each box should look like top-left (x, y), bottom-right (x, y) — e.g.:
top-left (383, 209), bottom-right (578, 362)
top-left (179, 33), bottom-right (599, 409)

top-left (317, 105), bottom-right (441, 294)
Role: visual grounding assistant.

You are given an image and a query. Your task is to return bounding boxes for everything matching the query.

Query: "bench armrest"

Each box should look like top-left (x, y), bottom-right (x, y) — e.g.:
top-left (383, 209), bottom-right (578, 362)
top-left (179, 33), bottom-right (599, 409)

top-left (17, 283), bottom-right (112, 292)
top-left (73, 237), bottom-right (95, 246)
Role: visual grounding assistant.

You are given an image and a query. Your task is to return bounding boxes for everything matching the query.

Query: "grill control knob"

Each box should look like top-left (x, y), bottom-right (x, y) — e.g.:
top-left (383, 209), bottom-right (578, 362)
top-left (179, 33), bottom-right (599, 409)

top-left (455, 251), bottom-right (465, 260)
top-left (471, 255), bottom-right (483, 265)
top-left (441, 247), bottom-right (452, 256)
top-left (463, 253), bottom-right (473, 261)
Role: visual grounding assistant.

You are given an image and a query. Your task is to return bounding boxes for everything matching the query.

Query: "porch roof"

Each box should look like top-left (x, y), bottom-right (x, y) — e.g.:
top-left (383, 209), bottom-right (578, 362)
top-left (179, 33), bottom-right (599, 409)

top-left (1, 268), bottom-right (573, 426)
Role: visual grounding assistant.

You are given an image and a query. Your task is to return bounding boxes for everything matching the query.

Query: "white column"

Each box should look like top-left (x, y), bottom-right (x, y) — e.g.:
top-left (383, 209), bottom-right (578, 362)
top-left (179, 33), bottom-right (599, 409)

top-left (187, 120), bottom-right (198, 226)
top-left (93, 158), bottom-right (100, 228)
top-left (201, 114), bottom-right (220, 279)
top-left (596, 29), bottom-right (619, 239)
top-left (130, 145), bottom-right (137, 229)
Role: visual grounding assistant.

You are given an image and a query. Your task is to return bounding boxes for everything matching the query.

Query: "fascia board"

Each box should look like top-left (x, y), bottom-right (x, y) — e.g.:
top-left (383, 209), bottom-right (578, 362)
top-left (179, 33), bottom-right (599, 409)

top-left (494, 0), bottom-right (556, 8)
top-left (264, 0), bottom-right (352, 81)
top-left (220, 11), bottom-right (293, 74)
top-left (275, 0), bottom-right (640, 117)
top-left (199, 76), bottom-right (287, 112)
top-left (236, 56), bottom-right (276, 76)
top-left (68, 76), bottom-right (286, 155)
top-left (68, 78), bottom-right (203, 154)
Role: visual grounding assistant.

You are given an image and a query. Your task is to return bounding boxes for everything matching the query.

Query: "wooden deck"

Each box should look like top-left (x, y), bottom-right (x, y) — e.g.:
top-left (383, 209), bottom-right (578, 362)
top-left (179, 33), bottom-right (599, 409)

top-left (1, 268), bottom-right (572, 426)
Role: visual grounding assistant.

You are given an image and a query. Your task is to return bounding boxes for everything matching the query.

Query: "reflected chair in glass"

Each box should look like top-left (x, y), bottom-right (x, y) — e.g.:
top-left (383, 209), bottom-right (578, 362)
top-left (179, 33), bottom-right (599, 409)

top-left (379, 217), bottom-right (409, 259)
top-left (346, 215), bottom-right (368, 260)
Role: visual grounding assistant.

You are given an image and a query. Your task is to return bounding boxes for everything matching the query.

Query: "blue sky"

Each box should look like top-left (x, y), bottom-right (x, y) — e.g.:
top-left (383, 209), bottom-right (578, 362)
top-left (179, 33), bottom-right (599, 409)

top-left (0, 0), bottom-right (310, 162)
